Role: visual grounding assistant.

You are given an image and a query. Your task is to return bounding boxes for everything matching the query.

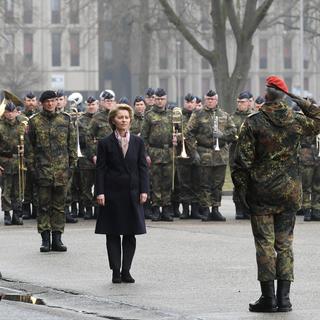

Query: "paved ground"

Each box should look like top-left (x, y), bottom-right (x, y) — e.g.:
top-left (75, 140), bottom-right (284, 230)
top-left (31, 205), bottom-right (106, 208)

top-left (0, 196), bottom-right (320, 319)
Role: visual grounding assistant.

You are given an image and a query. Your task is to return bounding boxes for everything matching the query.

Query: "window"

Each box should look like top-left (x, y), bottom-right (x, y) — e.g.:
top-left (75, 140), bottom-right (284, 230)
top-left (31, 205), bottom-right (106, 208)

top-left (52, 33), bottom-right (61, 66)
top-left (69, 0), bottom-right (79, 24)
top-left (176, 40), bottom-right (185, 69)
top-left (283, 38), bottom-right (292, 69)
top-left (259, 39), bottom-right (268, 69)
top-left (23, 0), bottom-right (33, 24)
top-left (70, 33), bottom-right (80, 66)
top-left (159, 78), bottom-right (169, 93)
top-left (4, 33), bottom-right (14, 65)
top-left (51, 0), bottom-right (61, 24)
top-left (4, 0), bottom-right (14, 24)
top-left (24, 33), bottom-right (33, 64)
top-left (159, 43), bottom-right (168, 70)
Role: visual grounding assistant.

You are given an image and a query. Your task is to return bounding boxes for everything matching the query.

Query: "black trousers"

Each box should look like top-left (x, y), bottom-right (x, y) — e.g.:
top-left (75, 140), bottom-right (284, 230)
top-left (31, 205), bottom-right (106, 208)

top-left (106, 235), bottom-right (136, 271)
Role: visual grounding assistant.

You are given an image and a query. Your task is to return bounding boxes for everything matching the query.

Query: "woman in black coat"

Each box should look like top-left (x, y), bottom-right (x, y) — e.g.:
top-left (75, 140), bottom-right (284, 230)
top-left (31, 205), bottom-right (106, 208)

top-left (95, 104), bottom-right (149, 283)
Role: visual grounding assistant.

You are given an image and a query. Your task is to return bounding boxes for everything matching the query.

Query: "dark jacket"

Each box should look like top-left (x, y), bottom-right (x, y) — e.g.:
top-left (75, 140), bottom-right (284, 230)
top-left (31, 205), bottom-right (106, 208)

top-left (95, 132), bottom-right (149, 235)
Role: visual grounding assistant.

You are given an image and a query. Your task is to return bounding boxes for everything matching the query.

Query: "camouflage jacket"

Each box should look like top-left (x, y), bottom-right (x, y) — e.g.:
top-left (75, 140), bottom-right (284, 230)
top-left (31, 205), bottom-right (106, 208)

top-left (78, 112), bottom-right (95, 169)
top-left (232, 101), bottom-right (320, 215)
top-left (131, 111), bottom-right (144, 135)
top-left (26, 110), bottom-right (77, 186)
top-left (141, 105), bottom-right (173, 164)
top-left (87, 109), bottom-right (112, 160)
top-left (0, 117), bottom-right (26, 174)
top-left (299, 134), bottom-right (319, 165)
top-left (184, 106), bottom-right (237, 166)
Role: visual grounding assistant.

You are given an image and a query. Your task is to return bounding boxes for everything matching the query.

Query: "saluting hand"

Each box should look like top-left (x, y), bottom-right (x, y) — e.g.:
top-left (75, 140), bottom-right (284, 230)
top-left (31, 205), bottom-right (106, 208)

top-left (97, 194), bottom-right (105, 206)
top-left (140, 193), bottom-right (147, 204)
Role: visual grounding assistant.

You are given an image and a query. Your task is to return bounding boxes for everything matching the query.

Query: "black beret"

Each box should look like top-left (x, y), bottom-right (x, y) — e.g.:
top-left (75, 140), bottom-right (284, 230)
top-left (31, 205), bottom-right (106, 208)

top-left (101, 91), bottom-right (115, 100)
top-left (238, 91), bottom-right (252, 100)
top-left (195, 96), bottom-right (202, 103)
top-left (39, 90), bottom-right (57, 102)
top-left (206, 90), bottom-right (217, 97)
top-left (184, 93), bottom-right (195, 102)
top-left (24, 91), bottom-right (36, 99)
top-left (155, 88), bottom-right (166, 97)
top-left (5, 101), bottom-right (16, 112)
top-left (145, 88), bottom-right (155, 97)
top-left (119, 97), bottom-right (130, 105)
top-left (86, 96), bottom-right (96, 104)
top-left (134, 96), bottom-right (145, 105)
top-left (255, 96), bottom-right (265, 104)
top-left (56, 90), bottom-right (65, 98)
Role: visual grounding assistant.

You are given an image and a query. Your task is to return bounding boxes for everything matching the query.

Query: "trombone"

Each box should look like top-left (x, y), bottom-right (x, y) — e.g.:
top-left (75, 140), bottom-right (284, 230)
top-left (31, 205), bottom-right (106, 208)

top-left (172, 107), bottom-right (189, 190)
top-left (71, 107), bottom-right (84, 158)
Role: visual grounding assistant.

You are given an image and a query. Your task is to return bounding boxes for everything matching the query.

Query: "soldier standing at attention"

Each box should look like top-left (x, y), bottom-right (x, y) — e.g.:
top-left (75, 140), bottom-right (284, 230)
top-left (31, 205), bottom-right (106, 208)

top-left (56, 90), bottom-right (68, 113)
top-left (26, 90), bottom-right (77, 252)
top-left (230, 91), bottom-right (252, 220)
top-left (185, 90), bottom-right (237, 221)
top-left (141, 88), bottom-right (174, 221)
top-left (130, 96), bottom-right (146, 136)
top-left (78, 96), bottom-right (99, 220)
top-left (232, 76), bottom-right (320, 312)
top-left (0, 102), bottom-right (25, 226)
top-left (144, 88), bottom-right (155, 112)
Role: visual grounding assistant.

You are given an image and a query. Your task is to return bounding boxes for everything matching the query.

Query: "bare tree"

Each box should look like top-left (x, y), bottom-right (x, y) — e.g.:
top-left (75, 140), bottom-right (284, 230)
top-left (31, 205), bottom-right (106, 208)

top-left (158, 0), bottom-right (274, 112)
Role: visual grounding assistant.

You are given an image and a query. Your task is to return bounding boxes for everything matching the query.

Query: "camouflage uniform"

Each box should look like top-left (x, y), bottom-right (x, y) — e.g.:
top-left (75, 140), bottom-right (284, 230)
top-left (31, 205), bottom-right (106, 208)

top-left (141, 105), bottom-right (173, 216)
top-left (299, 135), bottom-right (320, 220)
top-left (26, 110), bottom-right (77, 233)
top-left (230, 109), bottom-right (251, 218)
top-left (232, 101), bottom-right (320, 281)
top-left (130, 111), bottom-right (144, 136)
top-left (185, 106), bottom-right (236, 215)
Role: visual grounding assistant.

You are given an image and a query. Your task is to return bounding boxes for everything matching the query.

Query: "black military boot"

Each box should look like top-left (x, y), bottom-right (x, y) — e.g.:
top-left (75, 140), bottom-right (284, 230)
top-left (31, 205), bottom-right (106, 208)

top-left (22, 203), bottom-right (32, 219)
top-left (277, 280), bottom-right (292, 312)
top-left (11, 210), bottom-right (23, 225)
top-left (210, 207), bottom-right (226, 221)
top-left (296, 208), bottom-right (304, 216)
top-left (78, 203), bottom-right (85, 218)
top-left (51, 231), bottom-right (67, 252)
top-left (162, 206), bottom-right (174, 221)
top-left (40, 230), bottom-right (51, 252)
top-left (143, 202), bottom-right (153, 219)
top-left (151, 206), bottom-right (162, 221)
top-left (303, 208), bottom-right (312, 221)
top-left (70, 202), bottom-right (78, 218)
top-left (311, 208), bottom-right (320, 221)
top-left (190, 203), bottom-right (202, 219)
top-left (200, 207), bottom-right (211, 221)
top-left (249, 281), bottom-right (277, 312)
top-left (84, 206), bottom-right (93, 220)
top-left (65, 207), bottom-right (78, 223)
top-left (4, 211), bottom-right (12, 226)
top-left (172, 202), bottom-right (181, 218)
top-left (180, 203), bottom-right (190, 219)
top-left (235, 203), bottom-right (246, 220)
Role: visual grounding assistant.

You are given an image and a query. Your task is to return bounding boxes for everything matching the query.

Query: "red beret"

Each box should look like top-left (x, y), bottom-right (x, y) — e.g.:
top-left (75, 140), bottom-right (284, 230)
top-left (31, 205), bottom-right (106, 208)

top-left (266, 75), bottom-right (288, 94)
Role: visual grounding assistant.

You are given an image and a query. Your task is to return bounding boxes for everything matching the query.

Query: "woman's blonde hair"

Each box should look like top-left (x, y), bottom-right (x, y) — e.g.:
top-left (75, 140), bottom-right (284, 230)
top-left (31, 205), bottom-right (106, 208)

top-left (108, 104), bottom-right (134, 130)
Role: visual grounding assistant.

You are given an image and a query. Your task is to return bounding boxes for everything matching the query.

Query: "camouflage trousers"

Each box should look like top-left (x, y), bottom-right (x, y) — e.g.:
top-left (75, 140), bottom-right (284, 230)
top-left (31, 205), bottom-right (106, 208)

top-left (23, 170), bottom-right (38, 207)
top-left (37, 185), bottom-right (67, 233)
top-left (1, 173), bottom-right (22, 211)
top-left (79, 168), bottom-right (95, 207)
top-left (150, 163), bottom-right (172, 206)
top-left (300, 164), bottom-right (320, 210)
top-left (66, 167), bottom-right (81, 206)
top-left (198, 165), bottom-right (226, 208)
top-left (250, 212), bottom-right (296, 282)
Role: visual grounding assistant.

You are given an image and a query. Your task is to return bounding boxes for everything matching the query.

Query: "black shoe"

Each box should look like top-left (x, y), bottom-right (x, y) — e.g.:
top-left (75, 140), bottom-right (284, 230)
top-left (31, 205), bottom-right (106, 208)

top-left (121, 270), bottom-right (135, 283)
top-left (277, 280), bottom-right (292, 312)
top-left (151, 206), bottom-right (161, 221)
top-left (11, 210), bottom-right (23, 225)
top-left (70, 202), bottom-right (78, 218)
top-left (51, 231), bottom-right (67, 252)
top-left (65, 207), bottom-right (78, 223)
top-left (210, 207), bottom-right (226, 221)
top-left (84, 207), bottom-right (93, 220)
top-left (112, 269), bottom-right (121, 283)
top-left (162, 206), bottom-right (174, 221)
top-left (4, 211), bottom-right (12, 226)
top-left (180, 203), bottom-right (190, 219)
top-left (40, 230), bottom-right (50, 252)
top-left (22, 203), bottom-right (31, 219)
top-left (190, 203), bottom-right (202, 219)
top-left (78, 203), bottom-right (85, 218)
top-left (172, 202), bottom-right (181, 218)
top-left (201, 207), bottom-right (211, 221)
top-left (296, 209), bottom-right (304, 216)
top-left (303, 208), bottom-right (312, 221)
top-left (311, 209), bottom-right (320, 221)
top-left (249, 281), bottom-right (277, 312)
top-left (235, 204), bottom-right (250, 220)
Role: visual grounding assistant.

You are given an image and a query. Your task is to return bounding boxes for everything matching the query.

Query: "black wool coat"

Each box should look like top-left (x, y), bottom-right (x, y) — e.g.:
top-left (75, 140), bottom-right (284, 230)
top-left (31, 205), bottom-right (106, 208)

top-left (95, 132), bottom-right (149, 235)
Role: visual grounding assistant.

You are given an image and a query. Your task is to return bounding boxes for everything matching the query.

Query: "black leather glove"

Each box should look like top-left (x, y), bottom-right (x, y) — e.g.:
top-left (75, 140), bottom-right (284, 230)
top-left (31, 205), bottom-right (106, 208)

top-left (191, 151), bottom-right (201, 166)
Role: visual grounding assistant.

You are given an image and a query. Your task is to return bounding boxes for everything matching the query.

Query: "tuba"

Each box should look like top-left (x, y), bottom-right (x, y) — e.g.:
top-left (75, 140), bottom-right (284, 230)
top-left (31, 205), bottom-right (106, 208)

top-left (0, 90), bottom-right (23, 117)
top-left (71, 107), bottom-right (84, 158)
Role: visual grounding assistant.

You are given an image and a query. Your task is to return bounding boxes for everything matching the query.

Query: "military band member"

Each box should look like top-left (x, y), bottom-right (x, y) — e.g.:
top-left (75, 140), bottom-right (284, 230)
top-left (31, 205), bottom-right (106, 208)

top-left (254, 96), bottom-right (265, 111)
top-left (26, 90), bottom-right (77, 252)
top-left (141, 88), bottom-right (174, 221)
top-left (195, 96), bottom-right (203, 111)
top-left (185, 90), bottom-right (237, 221)
top-left (144, 88), bottom-right (155, 112)
top-left (56, 90), bottom-right (68, 113)
top-left (230, 91), bottom-right (252, 220)
top-left (0, 102), bottom-right (25, 226)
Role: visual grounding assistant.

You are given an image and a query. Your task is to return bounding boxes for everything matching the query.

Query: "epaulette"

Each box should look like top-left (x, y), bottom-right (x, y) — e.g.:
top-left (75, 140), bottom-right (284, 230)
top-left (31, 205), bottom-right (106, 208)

top-left (247, 111), bottom-right (260, 118)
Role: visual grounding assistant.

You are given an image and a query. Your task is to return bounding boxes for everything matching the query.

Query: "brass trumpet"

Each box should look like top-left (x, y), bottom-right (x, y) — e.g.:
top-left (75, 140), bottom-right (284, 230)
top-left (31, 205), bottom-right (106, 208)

top-left (71, 107), bottom-right (84, 158)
